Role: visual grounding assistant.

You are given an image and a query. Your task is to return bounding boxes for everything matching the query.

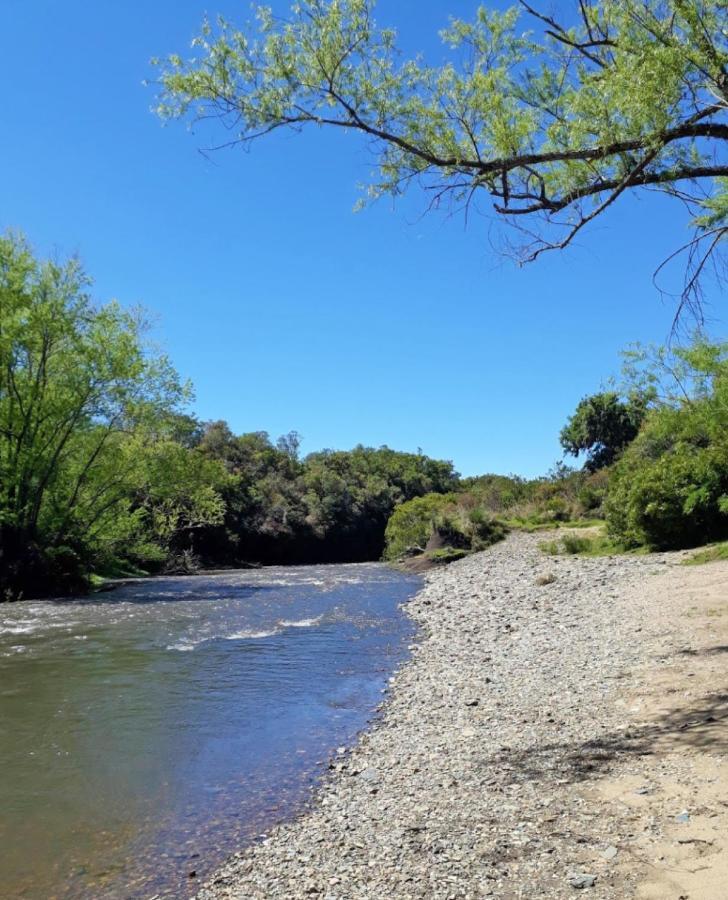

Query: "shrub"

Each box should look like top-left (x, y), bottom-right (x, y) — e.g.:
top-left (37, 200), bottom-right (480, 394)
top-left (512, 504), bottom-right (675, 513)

top-left (606, 443), bottom-right (728, 549)
top-left (560, 534), bottom-right (593, 554)
top-left (538, 540), bottom-right (561, 555)
top-left (469, 514), bottom-right (508, 550)
top-left (384, 493), bottom-right (506, 560)
top-left (538, 531), bottom-right (621, 557)
top-left (604, 337), bottom-right (728, 551)
top-left (383, 493), bottom-right (458, 560)
top-left (577, 469), bottom-right (610, 514)
top-left (429, 509), bottom-right (472, 550)
top-left (463, 465), bottom-right (609, 525)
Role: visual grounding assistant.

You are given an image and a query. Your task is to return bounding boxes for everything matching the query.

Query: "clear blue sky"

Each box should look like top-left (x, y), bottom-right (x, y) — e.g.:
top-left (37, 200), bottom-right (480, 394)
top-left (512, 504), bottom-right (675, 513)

top-left (2, 0), bottom-right (724, 477)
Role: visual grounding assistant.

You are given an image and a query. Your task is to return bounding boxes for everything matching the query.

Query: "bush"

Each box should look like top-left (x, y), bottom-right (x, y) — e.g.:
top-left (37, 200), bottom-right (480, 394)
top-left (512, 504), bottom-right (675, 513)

top-left (538, 531), bottom-right (622, 557)
top-left (606, 442), bottom-right (728, 549)
top-left (428, 517), bottom-right (472, 550)
top-left (384, 493), bottom-right (506, 560)
top-left (383, 493), bottom-right (458, 559)
top-left (577, 469), bottom-right (610, 513)
top-left (469, 513), bottom-right (508, 550)
top-left (603, 337), bottom-right (728, 551)
top-left (463, 465), bottom-right (609, 526)
top-left (539, 534), bottom-right (583, 555)
top-left (560, 534), bottom-right (593, 554)
top-left (538, 539), bottom-right (560, 556)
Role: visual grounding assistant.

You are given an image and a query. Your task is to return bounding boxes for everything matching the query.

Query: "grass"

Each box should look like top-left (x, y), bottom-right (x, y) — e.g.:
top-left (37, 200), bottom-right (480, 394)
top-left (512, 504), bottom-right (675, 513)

top-left (538, 535), bottom-right (600, 556)
top-left (503, 517), bottom-right (603, 534)
top-left (538, 530), bottom-right (645, 558)
top-left (427, 547), bottom-right (470, 564)
top-left (684, 541), bottom-right (728, 565)
top-left (89, 561), bottom-right (149, 588)
top-left (539, 533), bottom-right (728, 564)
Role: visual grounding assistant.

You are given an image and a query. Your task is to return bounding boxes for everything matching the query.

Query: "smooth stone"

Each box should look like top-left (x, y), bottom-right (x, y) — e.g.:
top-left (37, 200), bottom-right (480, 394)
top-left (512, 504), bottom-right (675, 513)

top-left (569, 873), bottom-right (597, 889)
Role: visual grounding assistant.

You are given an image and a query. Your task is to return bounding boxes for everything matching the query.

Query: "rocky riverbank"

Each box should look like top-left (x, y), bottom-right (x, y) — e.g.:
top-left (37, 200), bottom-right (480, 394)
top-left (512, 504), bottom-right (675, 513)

top-left (195, 532), bottom-right (728, 899)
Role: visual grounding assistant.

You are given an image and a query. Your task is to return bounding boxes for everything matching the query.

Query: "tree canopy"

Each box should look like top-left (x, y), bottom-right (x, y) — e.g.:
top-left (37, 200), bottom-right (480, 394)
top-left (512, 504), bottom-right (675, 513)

top-left (156, 0), bottom-right (728, 313)
top-left (0, 234), bottom-right (225, 597)
top-left (4, 234), bottom-right (727, 593)
top-left (195, 427), bottom-right (461, 563)
top-left (0, 234), bottom-right (462, 598)
top-left (560, 390), bottom-right (648, 470)
top-left (606, 337), bottom-right (728, 547)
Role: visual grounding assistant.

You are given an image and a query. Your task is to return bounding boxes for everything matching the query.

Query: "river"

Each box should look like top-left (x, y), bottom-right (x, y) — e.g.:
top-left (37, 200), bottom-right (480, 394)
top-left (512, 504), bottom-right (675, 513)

top-left (0, 563), bottom-right (420, 899)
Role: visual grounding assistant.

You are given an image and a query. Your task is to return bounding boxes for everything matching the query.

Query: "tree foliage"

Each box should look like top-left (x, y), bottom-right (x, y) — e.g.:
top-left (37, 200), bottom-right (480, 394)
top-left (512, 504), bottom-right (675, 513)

top-left (7, 232), bottom-right (728, 594)
top-left (605, 337), bottom-right (728, 548)
top-left (383, 491), bottom-right (506, 560)
top-left (195, 426), bottom-right (460, 563)
top-left (462, 463), bottom-right (610, 523)
top-left (383, 493), bottom-right (458, 559)
top-left (156, 0), bottom-right (728, 312)
top-left (560, 391), bottom-right (648, 470)
top-left (0, 227), bottom-right (461, 603)
top-left (0, 235), bottom-right (225, 597)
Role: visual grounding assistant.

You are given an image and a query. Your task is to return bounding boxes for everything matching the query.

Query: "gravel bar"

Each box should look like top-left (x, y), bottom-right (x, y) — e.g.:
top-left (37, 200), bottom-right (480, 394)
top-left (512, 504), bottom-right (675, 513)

top-left (195, 532), bottom-right (683, 899)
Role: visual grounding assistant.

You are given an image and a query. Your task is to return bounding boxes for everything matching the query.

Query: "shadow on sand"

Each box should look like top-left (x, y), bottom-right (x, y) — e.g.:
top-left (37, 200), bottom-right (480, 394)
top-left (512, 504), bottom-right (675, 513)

top-left (482, 689), bottom-right (728, 788)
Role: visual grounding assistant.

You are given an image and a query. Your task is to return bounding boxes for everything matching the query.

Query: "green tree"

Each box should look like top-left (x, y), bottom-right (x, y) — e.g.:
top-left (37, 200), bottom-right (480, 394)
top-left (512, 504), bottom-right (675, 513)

top-left (0, 234), bottom-right (211, 596)
top-left (196, 425), bottom-right (310, 561)
top-left (156, 0), bottom-right (728, 311)
top-left (195, 429), bottom-right (459, 563)
top-left (605, 337), bottom-right (728, 548)
top-left (560, 391), bottom-right (648, 471)
top-left (125, 437), bottom-right (228, 570)
top-left (302, 445), bottom-right (459, 558)
top-left (384, 493), bottom-right (458, 559)
top-left (383, 491), bottom-right (505, 560)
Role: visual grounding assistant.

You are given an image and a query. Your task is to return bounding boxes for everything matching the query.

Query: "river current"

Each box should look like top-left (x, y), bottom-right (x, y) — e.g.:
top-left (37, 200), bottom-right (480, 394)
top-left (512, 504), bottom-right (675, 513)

top-left (0, 564), bottom-right (420, 899)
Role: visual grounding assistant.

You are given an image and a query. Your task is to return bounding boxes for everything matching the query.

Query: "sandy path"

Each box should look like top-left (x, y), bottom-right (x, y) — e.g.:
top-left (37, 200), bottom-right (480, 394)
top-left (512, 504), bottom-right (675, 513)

top-left (194, 533), bottom-right (728, 899)
top-left (596, 558), bottom-right (728, 899)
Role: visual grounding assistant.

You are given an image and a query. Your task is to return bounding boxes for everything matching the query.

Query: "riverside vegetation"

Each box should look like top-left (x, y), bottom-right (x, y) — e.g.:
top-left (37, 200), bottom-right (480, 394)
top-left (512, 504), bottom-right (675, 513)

top-left (4, 0), bottom-right (728, 598)
top-left (2, 233), bottom-right (727, 600)
top-left (147, 0), bottom-right (728, 572)
top-left (0, 234), bottom-right (457, 598)
top-left (0, 236), bottom-right (728, 599)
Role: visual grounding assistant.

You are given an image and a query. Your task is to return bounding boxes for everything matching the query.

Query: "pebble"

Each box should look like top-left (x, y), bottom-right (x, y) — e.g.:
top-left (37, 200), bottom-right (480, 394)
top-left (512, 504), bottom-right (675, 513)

top-left (195, 533), bottom-right (681, 900)
top-left (569, 873), bottom-right (597, 889)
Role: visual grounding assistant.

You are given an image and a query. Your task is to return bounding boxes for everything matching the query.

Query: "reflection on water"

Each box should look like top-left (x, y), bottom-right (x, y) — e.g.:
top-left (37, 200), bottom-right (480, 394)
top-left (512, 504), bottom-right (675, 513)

top-left (0, 564), bottom-right (420, 899)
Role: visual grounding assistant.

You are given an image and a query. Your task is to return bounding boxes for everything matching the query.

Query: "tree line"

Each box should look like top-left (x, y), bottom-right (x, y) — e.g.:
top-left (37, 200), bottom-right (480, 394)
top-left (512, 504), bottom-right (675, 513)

top-left (384, 336), bottom-right (728, 563)
top-left (0, 233), bottom-right (458, 598)
top-left (2, 232), bottom-right (726, 599)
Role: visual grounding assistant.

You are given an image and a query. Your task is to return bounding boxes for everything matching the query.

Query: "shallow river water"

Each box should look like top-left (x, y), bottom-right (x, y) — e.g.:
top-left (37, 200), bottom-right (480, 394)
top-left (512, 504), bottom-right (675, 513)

top-left (0, 564), bottom-right (420, 899)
